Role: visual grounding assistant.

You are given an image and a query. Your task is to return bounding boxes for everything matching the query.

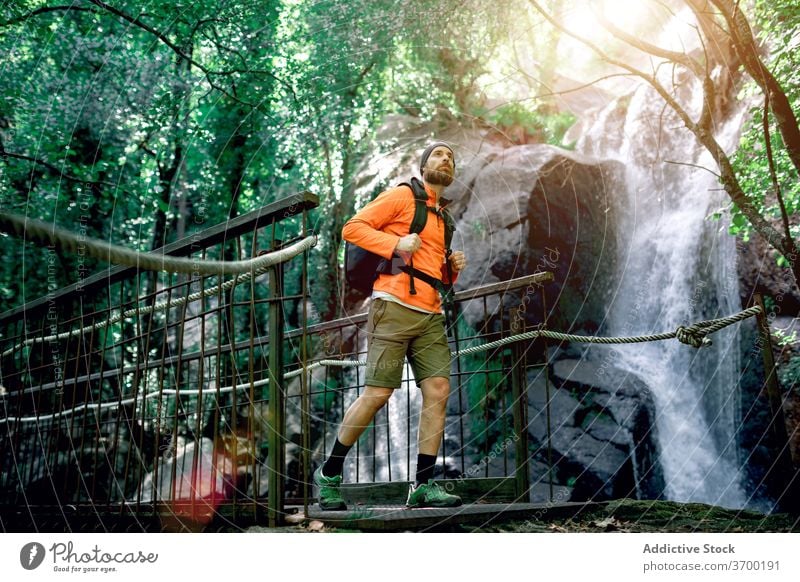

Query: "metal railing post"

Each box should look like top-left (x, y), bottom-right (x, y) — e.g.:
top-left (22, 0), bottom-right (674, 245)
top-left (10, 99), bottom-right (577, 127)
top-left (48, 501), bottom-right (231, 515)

top-left (542, 283), bottom-right (553, 502)
top-left (267, 243), bottom-right (286, 527)
top-left (510, 306), bottom-right (530, 501)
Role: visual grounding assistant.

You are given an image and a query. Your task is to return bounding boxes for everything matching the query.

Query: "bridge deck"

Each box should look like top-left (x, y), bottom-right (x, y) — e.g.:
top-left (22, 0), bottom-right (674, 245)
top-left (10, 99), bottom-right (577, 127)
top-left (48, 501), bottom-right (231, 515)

top-left (303, 501), bottom-right (600, 531)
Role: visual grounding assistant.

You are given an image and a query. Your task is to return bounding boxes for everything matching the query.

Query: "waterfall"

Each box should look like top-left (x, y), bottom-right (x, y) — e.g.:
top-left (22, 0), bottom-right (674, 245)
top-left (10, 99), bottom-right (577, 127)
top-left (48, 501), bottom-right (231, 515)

top-left (576, 74), bottom-right (749, 508)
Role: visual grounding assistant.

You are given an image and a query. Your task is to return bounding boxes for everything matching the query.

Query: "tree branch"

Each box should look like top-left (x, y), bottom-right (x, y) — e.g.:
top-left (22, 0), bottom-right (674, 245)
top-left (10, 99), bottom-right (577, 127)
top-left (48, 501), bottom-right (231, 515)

top-left (692, 20), bottom-right (716, 133)
top-left (0, 149), bottom-right (120, 189)
top-left (87, 0), bottom-right (205, 71)
top-left (763, 92), bottom-right (793, 246)
top-left (597, 12), bottom-right (704, 77)
top-left (709, 0), bottom-right (800, 175)
top-left (0, 5), bottom-right (98, 27)
top-left (201, 27), bottom-right (297, 103)
top-left (526, 0), bottom-right (789, 258)
top-left (596, 6), bottom-right (720, 134)
top-left (481, 69), bottom-right (632, 112)
top-left (663, 159), bottom-right (721, 178)
top-left (528, 1), bottom-right (699, 131)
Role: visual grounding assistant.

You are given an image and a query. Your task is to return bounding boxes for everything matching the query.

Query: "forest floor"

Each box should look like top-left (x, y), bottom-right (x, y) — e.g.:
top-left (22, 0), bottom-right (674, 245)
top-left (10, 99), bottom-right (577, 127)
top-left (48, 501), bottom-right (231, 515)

top-left (462, 499), bottom-right (799, 533)
top-left (242, 499), bottom-right (799, 533)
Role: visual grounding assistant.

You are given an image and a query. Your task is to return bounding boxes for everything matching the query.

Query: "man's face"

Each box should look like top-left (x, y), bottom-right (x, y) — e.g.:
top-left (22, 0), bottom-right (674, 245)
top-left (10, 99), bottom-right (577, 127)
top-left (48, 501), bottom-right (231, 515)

top-left (423, 146), bottom-right (455, 186)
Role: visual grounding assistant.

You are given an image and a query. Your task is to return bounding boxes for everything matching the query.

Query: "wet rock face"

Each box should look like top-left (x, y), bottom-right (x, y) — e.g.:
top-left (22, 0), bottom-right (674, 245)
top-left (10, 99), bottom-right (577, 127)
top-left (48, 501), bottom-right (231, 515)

top-left (784, 392), bottom-right (800, 466)
top-left (527, 356), bottom-right (665, 502)
top-left (453, 144), bottom-right (623, 335)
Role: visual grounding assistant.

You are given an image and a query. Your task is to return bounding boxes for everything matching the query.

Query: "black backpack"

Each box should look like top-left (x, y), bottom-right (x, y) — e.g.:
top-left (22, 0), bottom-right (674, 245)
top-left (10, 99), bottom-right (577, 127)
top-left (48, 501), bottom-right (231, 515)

top-left (344, 177), bottom-right (455, 298)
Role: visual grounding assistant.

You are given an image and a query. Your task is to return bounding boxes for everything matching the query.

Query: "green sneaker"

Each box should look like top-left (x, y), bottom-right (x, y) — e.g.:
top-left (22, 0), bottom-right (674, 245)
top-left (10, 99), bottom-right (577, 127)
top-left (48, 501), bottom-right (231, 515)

top-left (313, 466), bottom-right (347, 511)
top-left (406, 480), bottom-right (462, 508)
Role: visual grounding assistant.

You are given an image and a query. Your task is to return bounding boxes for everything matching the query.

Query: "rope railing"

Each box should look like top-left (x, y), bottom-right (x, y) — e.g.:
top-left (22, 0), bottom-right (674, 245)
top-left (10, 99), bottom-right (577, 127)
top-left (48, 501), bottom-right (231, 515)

top-left (0, 221), bottom-right (316, 358)
top-left (0, 210), bottom-right (317, 276)
top-left (0, 305), bottom-right (763, 424)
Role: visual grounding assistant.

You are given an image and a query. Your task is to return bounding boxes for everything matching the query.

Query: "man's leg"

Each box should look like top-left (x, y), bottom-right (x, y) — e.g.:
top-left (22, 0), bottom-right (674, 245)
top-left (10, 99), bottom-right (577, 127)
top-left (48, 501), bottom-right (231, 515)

top-left (418, 376), bottom-right (449, 450)
top-left (415, 376), bottom-right (450, 484)
top-left (322, 298), bottom-right (405, 481)
top-left (407, 311), bottom-right (451, 483)
top-left (339, 386), bottom-right (395, 446)
top-left (321, 386), bottom-right (393, 477)
top-left (315, 387), bottom-right (393, 510)
top-left (406, 375), bottom-right (461, 507)
top-left (405, 308), bottom-right (461, 507)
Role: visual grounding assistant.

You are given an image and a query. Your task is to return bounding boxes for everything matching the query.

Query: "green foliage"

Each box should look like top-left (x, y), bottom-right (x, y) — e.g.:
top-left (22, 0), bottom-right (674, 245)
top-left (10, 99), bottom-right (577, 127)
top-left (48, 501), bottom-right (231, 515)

top-left (772, 327), bottom-right (798, 348)
top-left (313, 378), bottom-right (338, 413)
top-left (778, 354), bottom-right (800, 392)
top-left (727, 0), bottom-right (800, 255)
top-left (477, 102), bottom-right (576, 147)
top-left (0, 0), bottom-right (288, 310)
top-left (0, 0), bottom-right (551, 319)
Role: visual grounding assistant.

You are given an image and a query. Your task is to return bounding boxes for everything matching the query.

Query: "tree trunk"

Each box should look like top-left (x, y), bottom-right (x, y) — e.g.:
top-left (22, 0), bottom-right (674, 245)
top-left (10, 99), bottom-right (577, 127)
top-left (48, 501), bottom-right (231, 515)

top-left (537, 0), bottom-right (563, 114)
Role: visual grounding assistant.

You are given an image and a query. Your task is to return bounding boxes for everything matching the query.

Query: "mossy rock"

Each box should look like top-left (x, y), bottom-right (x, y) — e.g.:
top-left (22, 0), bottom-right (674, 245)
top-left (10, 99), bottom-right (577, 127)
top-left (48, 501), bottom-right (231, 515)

top-left (471, 499), bottom-right (799, 533)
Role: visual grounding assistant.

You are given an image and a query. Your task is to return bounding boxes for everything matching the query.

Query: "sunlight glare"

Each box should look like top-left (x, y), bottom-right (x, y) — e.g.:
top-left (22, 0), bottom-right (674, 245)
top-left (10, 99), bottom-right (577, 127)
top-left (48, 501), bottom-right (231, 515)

top-left (559, 0), bottom-right (657, 69)
top-left (567, 0), bottom-right (653, 40)
top-left (601, 0), bottom-right (653, 34)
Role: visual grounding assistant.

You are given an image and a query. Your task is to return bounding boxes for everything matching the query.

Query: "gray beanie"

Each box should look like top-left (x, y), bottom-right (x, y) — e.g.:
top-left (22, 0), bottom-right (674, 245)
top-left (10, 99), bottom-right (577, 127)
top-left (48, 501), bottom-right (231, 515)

top-left (419, 141), bottom-right (455, 176)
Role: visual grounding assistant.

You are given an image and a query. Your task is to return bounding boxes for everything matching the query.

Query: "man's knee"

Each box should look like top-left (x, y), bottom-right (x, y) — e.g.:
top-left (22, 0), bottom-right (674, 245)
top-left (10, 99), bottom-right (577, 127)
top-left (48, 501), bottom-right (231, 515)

top-left (360, 386), bottom-right (394, 411)
top-left (421, 377), bottom-right (450, 407)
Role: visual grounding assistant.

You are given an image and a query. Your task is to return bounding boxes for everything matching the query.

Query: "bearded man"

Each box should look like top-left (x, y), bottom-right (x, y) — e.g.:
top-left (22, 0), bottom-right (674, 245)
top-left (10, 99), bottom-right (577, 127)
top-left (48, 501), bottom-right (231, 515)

top-left (314, 142), bottom-right (467, 509)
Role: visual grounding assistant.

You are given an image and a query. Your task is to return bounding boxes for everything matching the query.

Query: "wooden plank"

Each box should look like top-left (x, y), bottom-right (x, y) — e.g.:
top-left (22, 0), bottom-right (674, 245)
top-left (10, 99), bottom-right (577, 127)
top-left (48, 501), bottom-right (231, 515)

top-left (0, 499), bottom-right (600, 532)
top-left (453, 271), bottom-right (554, 302)
top-left (337, 477), bottom-right (517, 505)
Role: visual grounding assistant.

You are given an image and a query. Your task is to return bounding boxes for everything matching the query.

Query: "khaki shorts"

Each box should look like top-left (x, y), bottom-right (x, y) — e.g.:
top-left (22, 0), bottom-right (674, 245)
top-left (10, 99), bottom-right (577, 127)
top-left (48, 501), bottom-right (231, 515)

top-left (364, 299), bottom-right (451, 389)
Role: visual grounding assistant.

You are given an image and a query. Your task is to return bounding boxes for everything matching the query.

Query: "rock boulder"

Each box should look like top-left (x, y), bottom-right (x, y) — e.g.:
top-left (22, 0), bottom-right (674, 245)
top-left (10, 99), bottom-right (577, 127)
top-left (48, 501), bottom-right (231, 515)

top-left (526, 355), bottom-right (665, 502)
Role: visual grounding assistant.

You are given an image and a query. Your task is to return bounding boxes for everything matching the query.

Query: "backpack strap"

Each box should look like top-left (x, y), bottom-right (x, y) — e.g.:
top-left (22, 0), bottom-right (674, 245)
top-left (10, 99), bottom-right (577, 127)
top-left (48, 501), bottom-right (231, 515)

top-left (405, 177), bottom-right (430, 236)
top-left (396, 177), bottom-right (430, 295)
top-left (441, 207), bottom-right (455, 254)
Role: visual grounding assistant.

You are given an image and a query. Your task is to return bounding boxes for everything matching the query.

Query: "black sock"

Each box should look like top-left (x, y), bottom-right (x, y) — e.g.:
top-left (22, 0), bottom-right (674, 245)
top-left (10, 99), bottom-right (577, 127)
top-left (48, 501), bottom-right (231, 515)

top-left (322, 438), bottom-right (352, 478)
top-left (415, 453), bottom-right (437, 485)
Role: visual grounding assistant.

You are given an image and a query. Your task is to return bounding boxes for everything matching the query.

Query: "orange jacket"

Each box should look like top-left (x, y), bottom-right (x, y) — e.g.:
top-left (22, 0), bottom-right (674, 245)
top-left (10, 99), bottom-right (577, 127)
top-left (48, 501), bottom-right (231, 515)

top-left (342, 183), bottom-right (458, 313)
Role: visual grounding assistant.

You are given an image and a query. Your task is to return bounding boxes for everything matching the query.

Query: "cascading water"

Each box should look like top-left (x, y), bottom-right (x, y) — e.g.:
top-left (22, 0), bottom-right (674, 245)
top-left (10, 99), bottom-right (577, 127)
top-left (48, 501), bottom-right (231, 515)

top-left (576, 74), bottom-right (750, 508)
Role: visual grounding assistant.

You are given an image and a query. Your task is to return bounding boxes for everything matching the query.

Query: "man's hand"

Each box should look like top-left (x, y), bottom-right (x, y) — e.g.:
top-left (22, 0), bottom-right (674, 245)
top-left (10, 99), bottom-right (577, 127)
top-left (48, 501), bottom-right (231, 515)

top-left (449, 250), bottom-right (466, 272)
top-left (396, 233), bottom-right (422, 253)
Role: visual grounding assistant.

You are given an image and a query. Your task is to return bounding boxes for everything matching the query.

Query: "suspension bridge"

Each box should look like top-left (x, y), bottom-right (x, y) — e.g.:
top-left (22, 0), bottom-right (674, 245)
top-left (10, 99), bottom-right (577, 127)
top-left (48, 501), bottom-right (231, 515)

top-left (0, 193), bottom-right (793, 532)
